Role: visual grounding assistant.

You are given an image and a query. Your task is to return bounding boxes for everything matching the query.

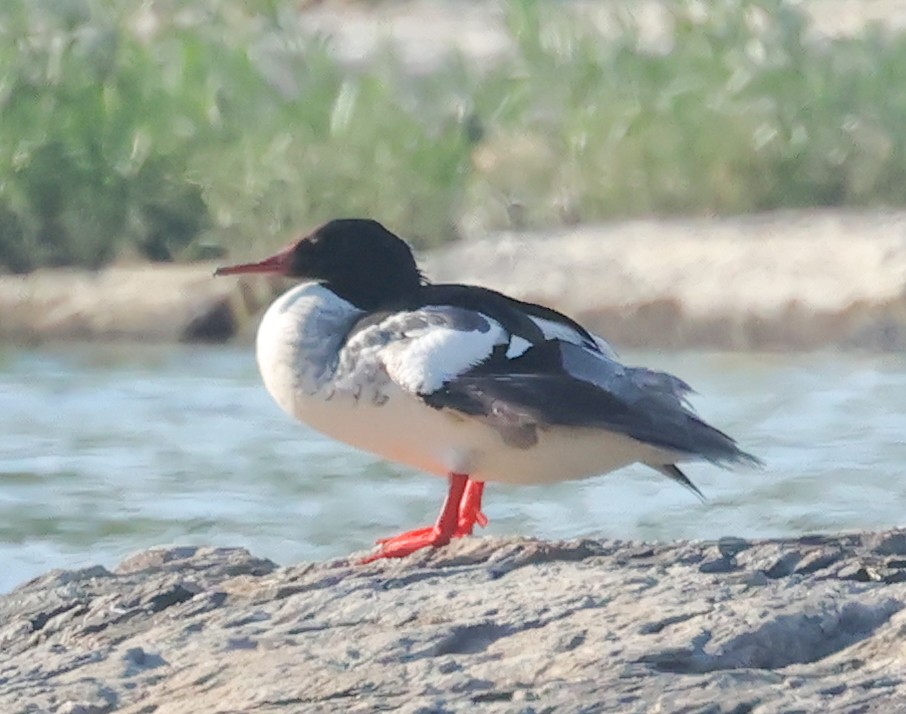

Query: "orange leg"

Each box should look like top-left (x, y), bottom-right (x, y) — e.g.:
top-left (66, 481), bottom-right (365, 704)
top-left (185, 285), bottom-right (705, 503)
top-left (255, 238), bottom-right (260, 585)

top-left (361, 475), bottom-right (488, 563)
top-left (373, 479), bottom-right (488, 542)
top-left (457, 479), bottom-right (488, 534)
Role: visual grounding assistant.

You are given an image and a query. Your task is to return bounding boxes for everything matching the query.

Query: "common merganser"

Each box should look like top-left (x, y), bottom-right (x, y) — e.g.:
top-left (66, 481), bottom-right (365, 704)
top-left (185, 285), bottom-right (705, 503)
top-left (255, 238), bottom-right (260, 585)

top-left (215, 219), bottom-right (761, 562)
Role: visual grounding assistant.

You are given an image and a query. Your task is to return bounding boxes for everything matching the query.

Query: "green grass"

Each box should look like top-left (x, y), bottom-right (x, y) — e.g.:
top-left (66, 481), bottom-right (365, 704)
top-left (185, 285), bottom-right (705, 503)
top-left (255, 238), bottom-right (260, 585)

top-left (3, 0), bottom-right (906, 271)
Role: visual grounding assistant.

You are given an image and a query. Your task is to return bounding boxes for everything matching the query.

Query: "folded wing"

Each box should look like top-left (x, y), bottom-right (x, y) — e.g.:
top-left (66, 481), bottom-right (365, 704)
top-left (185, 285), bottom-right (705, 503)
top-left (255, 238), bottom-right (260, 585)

top-left (424, 340), bottom-right (762, 469)
top-left (334, 302), bottom-right (761, 479)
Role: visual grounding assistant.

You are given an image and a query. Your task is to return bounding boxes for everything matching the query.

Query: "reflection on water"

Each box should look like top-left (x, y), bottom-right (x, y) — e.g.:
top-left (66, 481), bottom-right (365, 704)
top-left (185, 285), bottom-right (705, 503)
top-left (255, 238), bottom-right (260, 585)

top-left (1, 343), bottom-right (905, 592)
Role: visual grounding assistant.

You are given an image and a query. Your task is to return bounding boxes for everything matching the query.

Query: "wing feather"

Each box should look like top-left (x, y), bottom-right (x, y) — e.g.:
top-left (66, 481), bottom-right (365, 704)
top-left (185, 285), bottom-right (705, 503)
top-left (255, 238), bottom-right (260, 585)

top-left (334, 306), bottom-right (509, 396)
top-left (425, 340), bottom-right (761, 468)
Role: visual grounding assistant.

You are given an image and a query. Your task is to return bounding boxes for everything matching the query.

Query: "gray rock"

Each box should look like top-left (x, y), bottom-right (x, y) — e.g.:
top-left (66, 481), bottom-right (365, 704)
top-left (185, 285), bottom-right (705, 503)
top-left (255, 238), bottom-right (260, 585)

top-left (1, 533), bottom-right (906, 713)
top-left (699, 556), bottom-right (737, 574)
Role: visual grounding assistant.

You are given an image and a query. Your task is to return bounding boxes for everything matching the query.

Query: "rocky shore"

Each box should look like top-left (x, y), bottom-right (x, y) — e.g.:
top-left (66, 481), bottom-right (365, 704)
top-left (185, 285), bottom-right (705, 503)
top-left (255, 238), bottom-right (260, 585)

top-left (3, 209), bottom-right (906, 350)
top-left (3, 529), bottom-right (906, 713)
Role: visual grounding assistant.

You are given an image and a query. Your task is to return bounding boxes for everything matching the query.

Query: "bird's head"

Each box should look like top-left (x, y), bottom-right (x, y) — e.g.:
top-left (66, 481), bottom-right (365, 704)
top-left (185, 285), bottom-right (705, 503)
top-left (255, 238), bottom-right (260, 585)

top-left (214, 218), bottom-right (423, 309)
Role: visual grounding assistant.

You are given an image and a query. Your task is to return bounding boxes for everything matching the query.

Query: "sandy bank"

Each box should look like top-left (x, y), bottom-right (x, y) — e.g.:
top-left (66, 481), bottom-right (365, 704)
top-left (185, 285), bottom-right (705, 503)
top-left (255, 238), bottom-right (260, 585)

top-left (3, 530), bottom-right (905, 712)
top-left (0, 263), bottom-right (278, 344)
top-left (427, 210), bottom-right (906, 350)
top-left (3, 209), bottom-right (906, 350)
top-left (300, 0), bottom-right (906, 74)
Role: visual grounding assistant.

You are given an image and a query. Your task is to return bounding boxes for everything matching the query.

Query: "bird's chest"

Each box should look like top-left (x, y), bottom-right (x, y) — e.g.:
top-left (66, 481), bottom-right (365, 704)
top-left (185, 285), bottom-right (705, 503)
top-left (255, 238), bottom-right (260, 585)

top-left (255, 284), bottom-right (405, 427)
top-left (255, 284), bottom-right (363, 414)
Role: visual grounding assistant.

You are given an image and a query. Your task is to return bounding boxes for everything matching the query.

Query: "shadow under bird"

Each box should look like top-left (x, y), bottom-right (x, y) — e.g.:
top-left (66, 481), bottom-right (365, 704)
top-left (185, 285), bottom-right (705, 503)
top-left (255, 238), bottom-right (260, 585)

top-left (215, 219), bottom-right (761, 562)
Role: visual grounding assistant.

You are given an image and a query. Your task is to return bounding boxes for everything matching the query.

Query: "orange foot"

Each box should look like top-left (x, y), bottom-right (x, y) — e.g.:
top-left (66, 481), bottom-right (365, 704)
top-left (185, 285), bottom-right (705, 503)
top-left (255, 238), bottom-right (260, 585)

top-left (360, 476), bottom-right (488, 563)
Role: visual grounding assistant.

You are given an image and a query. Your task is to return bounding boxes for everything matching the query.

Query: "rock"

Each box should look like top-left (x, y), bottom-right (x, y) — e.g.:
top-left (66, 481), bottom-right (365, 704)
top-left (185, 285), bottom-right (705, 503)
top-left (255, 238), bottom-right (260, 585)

top-left (867, 531), bottom-right (906, 556)
top-left (698, 556), bottom-right (737, 574)
top-left (2, 531), bottom-right (906, 712)
top-left (717, 536), bottom-right (751, 559)
top-left (180, 296), bottom-right (237, 342)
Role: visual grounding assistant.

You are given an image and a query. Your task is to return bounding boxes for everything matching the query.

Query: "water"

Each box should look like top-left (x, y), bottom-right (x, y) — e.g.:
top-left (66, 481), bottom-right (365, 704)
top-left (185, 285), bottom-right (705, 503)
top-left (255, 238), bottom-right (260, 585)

top-left (1, 343), bottom-right (905, 593)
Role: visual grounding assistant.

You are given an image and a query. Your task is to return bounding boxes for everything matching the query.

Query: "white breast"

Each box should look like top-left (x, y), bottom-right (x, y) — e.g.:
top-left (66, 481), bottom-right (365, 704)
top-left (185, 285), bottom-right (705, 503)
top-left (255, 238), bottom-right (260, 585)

top-left (255, 282), bottom-right (362, 417)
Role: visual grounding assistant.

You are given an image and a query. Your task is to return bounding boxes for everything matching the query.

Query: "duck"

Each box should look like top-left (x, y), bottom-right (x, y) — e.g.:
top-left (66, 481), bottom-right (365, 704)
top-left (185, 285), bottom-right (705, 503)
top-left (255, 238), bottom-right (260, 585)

top-left (215, 218), bottom-right (761, 562)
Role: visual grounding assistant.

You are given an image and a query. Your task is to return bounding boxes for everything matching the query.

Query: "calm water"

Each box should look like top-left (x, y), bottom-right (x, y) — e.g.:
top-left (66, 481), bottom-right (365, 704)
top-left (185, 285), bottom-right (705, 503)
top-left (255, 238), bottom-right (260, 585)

top-left (1, 344), bottom-right (905, 593)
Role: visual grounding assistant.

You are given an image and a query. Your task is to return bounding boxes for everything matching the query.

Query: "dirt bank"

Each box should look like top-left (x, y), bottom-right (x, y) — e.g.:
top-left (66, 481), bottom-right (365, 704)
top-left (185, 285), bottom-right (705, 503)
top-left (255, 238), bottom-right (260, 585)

top-left (3, 209), bottom-right (906, 350)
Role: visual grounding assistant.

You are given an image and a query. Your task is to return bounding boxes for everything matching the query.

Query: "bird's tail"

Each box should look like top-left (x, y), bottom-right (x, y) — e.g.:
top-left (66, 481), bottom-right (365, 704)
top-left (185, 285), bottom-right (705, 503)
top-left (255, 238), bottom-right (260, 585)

top-left (678, 412), bottom-right (764, 470)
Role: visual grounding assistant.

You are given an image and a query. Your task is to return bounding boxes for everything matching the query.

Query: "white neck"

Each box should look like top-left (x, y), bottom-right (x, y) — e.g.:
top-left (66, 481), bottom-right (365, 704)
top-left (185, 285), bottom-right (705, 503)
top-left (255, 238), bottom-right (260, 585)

top-left (255, 282), bottom-right (362, 417)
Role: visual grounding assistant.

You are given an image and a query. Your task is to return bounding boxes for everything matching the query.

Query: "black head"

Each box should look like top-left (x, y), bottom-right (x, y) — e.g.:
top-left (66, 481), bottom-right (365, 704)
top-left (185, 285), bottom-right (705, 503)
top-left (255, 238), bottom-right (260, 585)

top-left (215, 218), bottom-right (423, 310)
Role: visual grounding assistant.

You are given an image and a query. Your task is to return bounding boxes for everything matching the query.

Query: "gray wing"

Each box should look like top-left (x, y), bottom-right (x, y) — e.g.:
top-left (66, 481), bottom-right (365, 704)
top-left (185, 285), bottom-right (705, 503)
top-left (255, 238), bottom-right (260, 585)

top-left (424, 340), bottom-right (762, 469)
top-left (332, 306), bottom-right (511, 398)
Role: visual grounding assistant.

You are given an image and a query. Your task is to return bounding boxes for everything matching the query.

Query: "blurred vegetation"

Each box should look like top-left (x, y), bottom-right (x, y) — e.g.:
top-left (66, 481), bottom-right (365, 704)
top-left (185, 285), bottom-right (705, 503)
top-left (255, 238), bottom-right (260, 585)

top-left (3, 0), bottom-right (906, 271)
